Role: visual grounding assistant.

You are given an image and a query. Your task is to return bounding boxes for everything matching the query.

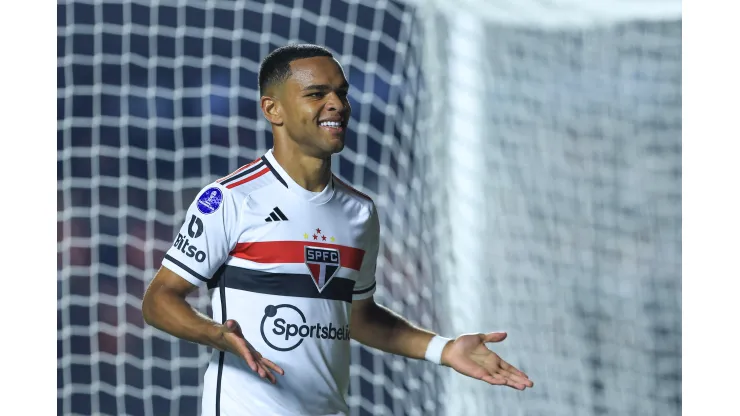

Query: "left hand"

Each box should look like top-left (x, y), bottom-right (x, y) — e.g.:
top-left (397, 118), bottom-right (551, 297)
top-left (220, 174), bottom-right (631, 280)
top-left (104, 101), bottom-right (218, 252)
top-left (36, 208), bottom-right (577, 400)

top-left (441, 332), bottom-right (534, 390)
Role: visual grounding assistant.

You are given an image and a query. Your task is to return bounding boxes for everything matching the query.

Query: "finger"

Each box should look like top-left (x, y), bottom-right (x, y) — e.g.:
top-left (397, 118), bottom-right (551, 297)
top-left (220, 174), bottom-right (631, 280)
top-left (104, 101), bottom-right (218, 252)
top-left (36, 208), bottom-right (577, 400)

top-left (499, 360), bottom-right (531, 380)
top-left (256, 361), bottom-right (267, 379)
top-left (250, 350), bottom-right (274, 380)
top-left (480, 374), bottom-right (507, 386)
top-left (239, 347), bottom-right (258, 372)
top-left (253, 359), bottom-right (278, 384)
top-left (497, 369), bottom-right (533, 388)
top-left (261, 357), bottom-right (285, 376)
top-left (264, 367), bottom-right (277, 384)
top-left (481, 332), bottom-right (507, 343)
top-left (259, 363), bottom-right (277, 384)
top-left (487, 371), bottom-right (526, 390)
top-left (267, 364), bottom-right (279, 384)
top-left (499, 359), bottom-right (526, 376)
top-left (503, 377), bottom-right (527, 390)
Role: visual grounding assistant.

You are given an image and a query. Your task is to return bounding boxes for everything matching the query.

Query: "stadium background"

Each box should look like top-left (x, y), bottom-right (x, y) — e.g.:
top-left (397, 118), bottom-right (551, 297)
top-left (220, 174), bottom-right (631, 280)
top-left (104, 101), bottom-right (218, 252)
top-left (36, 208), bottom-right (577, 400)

top-left (57, 1), bottom-right (682, 415)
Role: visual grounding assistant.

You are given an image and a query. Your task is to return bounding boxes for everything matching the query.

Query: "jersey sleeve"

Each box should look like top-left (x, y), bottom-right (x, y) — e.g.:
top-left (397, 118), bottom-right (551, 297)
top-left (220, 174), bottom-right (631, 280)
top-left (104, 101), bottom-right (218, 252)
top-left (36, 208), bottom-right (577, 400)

top-left (353, 204), bottom-right (379, 301)
top-left (161, 183), bottom-right (240, 287)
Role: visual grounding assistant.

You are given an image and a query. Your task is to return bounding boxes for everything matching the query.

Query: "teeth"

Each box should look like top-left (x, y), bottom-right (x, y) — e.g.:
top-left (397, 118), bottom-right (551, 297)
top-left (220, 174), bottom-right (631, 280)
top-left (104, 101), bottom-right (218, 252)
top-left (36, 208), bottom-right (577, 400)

top-left (320, 121), bottom-right (341, 127)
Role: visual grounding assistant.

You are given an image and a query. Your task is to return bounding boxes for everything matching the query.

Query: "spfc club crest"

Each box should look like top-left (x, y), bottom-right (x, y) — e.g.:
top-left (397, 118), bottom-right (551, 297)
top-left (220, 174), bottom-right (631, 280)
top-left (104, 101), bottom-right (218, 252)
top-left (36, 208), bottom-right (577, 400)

top-left (304, 246), bottom-right (341, 292)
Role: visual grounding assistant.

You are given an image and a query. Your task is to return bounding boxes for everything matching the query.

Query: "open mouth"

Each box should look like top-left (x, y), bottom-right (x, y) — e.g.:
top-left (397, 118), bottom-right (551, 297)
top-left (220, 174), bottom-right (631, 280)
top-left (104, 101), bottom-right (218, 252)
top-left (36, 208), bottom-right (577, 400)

top-left (319, 120), bottom-right (344, 133)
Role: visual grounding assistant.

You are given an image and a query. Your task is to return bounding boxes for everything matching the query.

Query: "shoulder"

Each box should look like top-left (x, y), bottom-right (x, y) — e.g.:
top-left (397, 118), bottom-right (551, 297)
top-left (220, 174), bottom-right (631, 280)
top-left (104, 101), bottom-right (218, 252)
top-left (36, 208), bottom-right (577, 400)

top-left (332, 174), bottom-right (376, 213)
top-left (190, 181), bottom-right (234, 215)
top-left (212, 157), bottom-right (284, 201)
top-left (332, 175), bottom-right (378, 238)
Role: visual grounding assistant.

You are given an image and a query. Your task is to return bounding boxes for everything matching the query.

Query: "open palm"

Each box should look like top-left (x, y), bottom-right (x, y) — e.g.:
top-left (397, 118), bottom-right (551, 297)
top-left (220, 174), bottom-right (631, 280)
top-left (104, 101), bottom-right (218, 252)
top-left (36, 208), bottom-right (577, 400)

top-left (442, 332), bottom-right (534, 390)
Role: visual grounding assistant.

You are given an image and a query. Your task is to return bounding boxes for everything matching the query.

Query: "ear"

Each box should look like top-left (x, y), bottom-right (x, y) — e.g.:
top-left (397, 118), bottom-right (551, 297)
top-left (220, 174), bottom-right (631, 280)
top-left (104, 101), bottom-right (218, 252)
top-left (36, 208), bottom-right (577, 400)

top-left (260, 95), bottom-right (283, 126)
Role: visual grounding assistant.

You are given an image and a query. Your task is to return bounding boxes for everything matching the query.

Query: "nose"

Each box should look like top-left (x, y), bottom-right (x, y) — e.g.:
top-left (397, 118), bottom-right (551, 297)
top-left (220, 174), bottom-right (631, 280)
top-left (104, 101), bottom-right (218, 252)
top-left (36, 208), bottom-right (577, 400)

top-left (325, 92), bottom-right (347, 113)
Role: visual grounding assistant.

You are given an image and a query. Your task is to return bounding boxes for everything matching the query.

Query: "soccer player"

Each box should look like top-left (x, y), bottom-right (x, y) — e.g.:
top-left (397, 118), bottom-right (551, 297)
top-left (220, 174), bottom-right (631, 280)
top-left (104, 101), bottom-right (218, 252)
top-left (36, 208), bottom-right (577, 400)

top-left (142, 44), bottom-right (533, 416)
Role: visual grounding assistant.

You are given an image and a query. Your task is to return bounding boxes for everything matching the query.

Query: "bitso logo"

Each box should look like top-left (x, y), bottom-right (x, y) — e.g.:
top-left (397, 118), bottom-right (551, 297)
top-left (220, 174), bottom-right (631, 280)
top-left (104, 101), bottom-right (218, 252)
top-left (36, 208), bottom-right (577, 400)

top-left (187, 215), bottom-right (203, 238)
top-left (260, 304), bottom-right (351, 352)
top-left (173, 218), bottom-right (207, 263)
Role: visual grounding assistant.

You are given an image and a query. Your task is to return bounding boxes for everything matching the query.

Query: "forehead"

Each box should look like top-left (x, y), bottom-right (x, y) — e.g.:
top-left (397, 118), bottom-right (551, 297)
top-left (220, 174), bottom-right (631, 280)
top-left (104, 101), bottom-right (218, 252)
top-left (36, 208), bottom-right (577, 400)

top-left (286, 56), bottom-right (347, 88)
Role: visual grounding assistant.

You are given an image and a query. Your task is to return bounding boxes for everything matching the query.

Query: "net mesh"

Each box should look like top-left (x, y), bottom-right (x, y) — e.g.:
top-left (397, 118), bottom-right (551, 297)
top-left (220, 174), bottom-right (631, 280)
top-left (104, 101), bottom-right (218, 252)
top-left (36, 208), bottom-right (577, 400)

top-left (58, 0), bottom-right (681, 415)
top-left (58, 1), bottom-right (439, 415)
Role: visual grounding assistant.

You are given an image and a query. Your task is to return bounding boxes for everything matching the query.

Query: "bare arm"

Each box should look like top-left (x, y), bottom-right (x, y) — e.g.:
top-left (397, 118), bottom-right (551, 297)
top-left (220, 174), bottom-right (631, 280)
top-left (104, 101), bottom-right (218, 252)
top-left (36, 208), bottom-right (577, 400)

top-left (141, 266), bottom-right (224, 349)
top-left (349, 205), bottom-right (532, 389)
top-left (351, 297), bottom-right (534, 390)
top-left (350, 297), bottom-right (437, 360)
top-left (141, 266), bottom-right (284, 383)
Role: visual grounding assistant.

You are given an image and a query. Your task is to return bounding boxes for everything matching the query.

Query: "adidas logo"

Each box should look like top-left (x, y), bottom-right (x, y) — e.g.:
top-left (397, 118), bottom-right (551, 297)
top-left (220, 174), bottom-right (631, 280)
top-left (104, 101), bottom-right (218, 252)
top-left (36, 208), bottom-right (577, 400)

top-left (265, 207), bottom-right (289, 222)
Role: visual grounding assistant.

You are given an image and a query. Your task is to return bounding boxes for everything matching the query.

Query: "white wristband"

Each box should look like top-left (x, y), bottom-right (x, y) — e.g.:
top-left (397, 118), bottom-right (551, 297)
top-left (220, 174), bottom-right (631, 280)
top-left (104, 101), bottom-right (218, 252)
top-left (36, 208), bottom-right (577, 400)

top-left (424, 335), bottom-right (452, 365)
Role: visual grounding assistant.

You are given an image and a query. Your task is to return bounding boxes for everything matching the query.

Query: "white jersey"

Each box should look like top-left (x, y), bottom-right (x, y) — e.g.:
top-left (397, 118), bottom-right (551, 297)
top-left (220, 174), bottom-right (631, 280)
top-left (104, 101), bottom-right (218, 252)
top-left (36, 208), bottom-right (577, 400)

top-left (161, 149), bottom-right (378, 416)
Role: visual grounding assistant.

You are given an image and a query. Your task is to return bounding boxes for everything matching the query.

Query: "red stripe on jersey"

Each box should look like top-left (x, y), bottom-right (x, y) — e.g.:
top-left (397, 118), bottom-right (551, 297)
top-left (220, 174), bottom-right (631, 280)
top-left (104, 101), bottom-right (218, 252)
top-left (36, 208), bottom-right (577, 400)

top-left (217, 158), bottom-right (261, 182)
top-left (230, 241), bottom-right (366, 271)
top-left (225, 167), bottom-right (269, 189)
top-left (333, 175), bottom-right (373, 202)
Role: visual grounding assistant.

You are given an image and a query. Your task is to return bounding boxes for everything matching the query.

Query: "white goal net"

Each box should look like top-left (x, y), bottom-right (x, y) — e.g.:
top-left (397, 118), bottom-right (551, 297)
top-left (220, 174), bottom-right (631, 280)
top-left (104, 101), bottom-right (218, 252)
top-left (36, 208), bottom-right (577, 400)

top-left (58, 0), bottom-right (681, 415)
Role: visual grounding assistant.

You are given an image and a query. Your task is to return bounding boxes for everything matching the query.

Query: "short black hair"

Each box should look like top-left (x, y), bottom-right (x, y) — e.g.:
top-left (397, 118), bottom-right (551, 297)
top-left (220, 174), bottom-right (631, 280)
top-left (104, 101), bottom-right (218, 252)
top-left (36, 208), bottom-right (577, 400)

top-left (258, 44), bottom-right (334, 96)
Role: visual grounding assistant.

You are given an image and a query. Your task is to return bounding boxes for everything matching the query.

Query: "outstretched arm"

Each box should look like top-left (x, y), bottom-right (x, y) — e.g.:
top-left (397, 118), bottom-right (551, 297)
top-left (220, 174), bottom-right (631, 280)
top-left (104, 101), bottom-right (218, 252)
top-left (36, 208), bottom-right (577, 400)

top-left (350, 297), bottom-right (435, 360)
top-left (350, 297), bottom-right (534, 390)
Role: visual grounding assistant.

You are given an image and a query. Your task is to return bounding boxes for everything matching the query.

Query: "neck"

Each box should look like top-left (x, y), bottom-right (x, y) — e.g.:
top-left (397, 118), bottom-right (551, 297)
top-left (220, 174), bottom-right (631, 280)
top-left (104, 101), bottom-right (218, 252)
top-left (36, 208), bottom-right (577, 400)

top-left (272, 142), bottom-right (332, 192)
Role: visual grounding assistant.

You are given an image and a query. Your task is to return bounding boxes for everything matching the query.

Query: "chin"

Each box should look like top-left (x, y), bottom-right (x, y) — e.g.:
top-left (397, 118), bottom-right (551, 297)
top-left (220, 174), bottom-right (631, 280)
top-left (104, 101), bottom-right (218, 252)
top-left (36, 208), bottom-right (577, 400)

top-left (330, 140), bottom-right (345, 153)
top-left (323, 135), bottom-right (345, 154)
top-left (316, 144), bottom-right (343, 158)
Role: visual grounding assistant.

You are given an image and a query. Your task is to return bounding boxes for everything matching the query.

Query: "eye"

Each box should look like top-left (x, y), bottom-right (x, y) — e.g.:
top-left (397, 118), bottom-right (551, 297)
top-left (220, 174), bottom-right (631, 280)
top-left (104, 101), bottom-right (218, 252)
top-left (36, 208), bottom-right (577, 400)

top-left (307, 92), bottom-right (325, 98)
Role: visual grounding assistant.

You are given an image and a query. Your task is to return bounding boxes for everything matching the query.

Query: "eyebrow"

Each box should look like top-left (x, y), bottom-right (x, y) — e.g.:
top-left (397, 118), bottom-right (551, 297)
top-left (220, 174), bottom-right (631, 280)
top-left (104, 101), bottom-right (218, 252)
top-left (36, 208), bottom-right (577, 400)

top-left (302, 83), bottom-right (350, 91)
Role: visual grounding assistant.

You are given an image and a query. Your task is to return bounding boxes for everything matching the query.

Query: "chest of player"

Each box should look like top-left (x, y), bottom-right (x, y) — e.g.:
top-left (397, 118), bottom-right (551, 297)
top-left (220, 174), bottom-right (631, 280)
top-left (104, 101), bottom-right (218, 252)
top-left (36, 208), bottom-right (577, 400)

top-left (229, 193), bottom-right (370, 287)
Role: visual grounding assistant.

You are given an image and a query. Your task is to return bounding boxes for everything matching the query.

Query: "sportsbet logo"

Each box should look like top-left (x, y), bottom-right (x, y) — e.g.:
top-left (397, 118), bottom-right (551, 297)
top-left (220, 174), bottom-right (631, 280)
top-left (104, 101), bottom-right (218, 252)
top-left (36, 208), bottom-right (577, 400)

top-left (260, 304), bottom-right (351, 352)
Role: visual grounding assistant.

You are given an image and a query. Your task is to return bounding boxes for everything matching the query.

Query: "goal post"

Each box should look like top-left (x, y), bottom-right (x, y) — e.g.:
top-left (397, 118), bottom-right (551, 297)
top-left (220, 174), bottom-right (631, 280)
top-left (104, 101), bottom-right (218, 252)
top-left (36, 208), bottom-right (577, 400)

top-left (416, 1), bottom-right (682, 415)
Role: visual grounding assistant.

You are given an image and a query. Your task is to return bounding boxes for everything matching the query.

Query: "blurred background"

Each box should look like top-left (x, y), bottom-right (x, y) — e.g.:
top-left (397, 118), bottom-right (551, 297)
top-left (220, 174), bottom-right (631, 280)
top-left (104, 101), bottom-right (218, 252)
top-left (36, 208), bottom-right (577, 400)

top-left (57, 0), bottom-right (682, 415)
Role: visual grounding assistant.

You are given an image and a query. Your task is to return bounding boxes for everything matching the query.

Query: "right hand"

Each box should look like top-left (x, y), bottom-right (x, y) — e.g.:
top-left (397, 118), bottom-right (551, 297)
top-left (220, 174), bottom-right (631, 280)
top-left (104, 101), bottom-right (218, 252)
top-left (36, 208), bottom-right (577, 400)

top-left (217, 319), bottom-right (285, 384)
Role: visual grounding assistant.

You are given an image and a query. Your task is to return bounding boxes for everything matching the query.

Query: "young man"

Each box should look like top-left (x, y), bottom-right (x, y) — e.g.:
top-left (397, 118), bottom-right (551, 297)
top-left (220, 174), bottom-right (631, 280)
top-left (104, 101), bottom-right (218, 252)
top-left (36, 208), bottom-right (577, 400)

top-left (142, 44), bottom-right (533, 416)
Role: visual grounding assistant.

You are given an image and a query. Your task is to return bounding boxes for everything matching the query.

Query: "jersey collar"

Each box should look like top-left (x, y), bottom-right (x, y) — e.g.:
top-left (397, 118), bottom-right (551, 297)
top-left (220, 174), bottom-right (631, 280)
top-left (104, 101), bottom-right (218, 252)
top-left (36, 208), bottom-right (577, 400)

top-left (264, 149), bottom-right (335, 205)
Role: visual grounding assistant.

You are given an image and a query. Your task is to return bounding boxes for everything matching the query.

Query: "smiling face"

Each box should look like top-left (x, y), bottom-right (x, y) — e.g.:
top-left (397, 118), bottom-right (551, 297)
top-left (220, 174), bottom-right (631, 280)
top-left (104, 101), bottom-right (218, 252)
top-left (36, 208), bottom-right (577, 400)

top-left (267, 56), bottom-right (351, 158)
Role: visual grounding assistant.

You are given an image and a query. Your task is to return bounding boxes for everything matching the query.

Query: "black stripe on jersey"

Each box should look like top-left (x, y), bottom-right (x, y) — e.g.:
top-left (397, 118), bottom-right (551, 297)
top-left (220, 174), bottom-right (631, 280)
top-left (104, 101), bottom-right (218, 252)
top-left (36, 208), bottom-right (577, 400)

top-left (260, 156), bottom-right (288, 188)
top-left (219, 160), bottom-right (265, 186)
top-left (164, 254), bottom-right (208, 282)
top-left (215, 265), bottom-right (227, 416)
top-left (353, 281), bottom-right (376, 295)
top-left (207, 266), bottom-right (354, 303)
top-left (273, 206), bottom-right (288, 220)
